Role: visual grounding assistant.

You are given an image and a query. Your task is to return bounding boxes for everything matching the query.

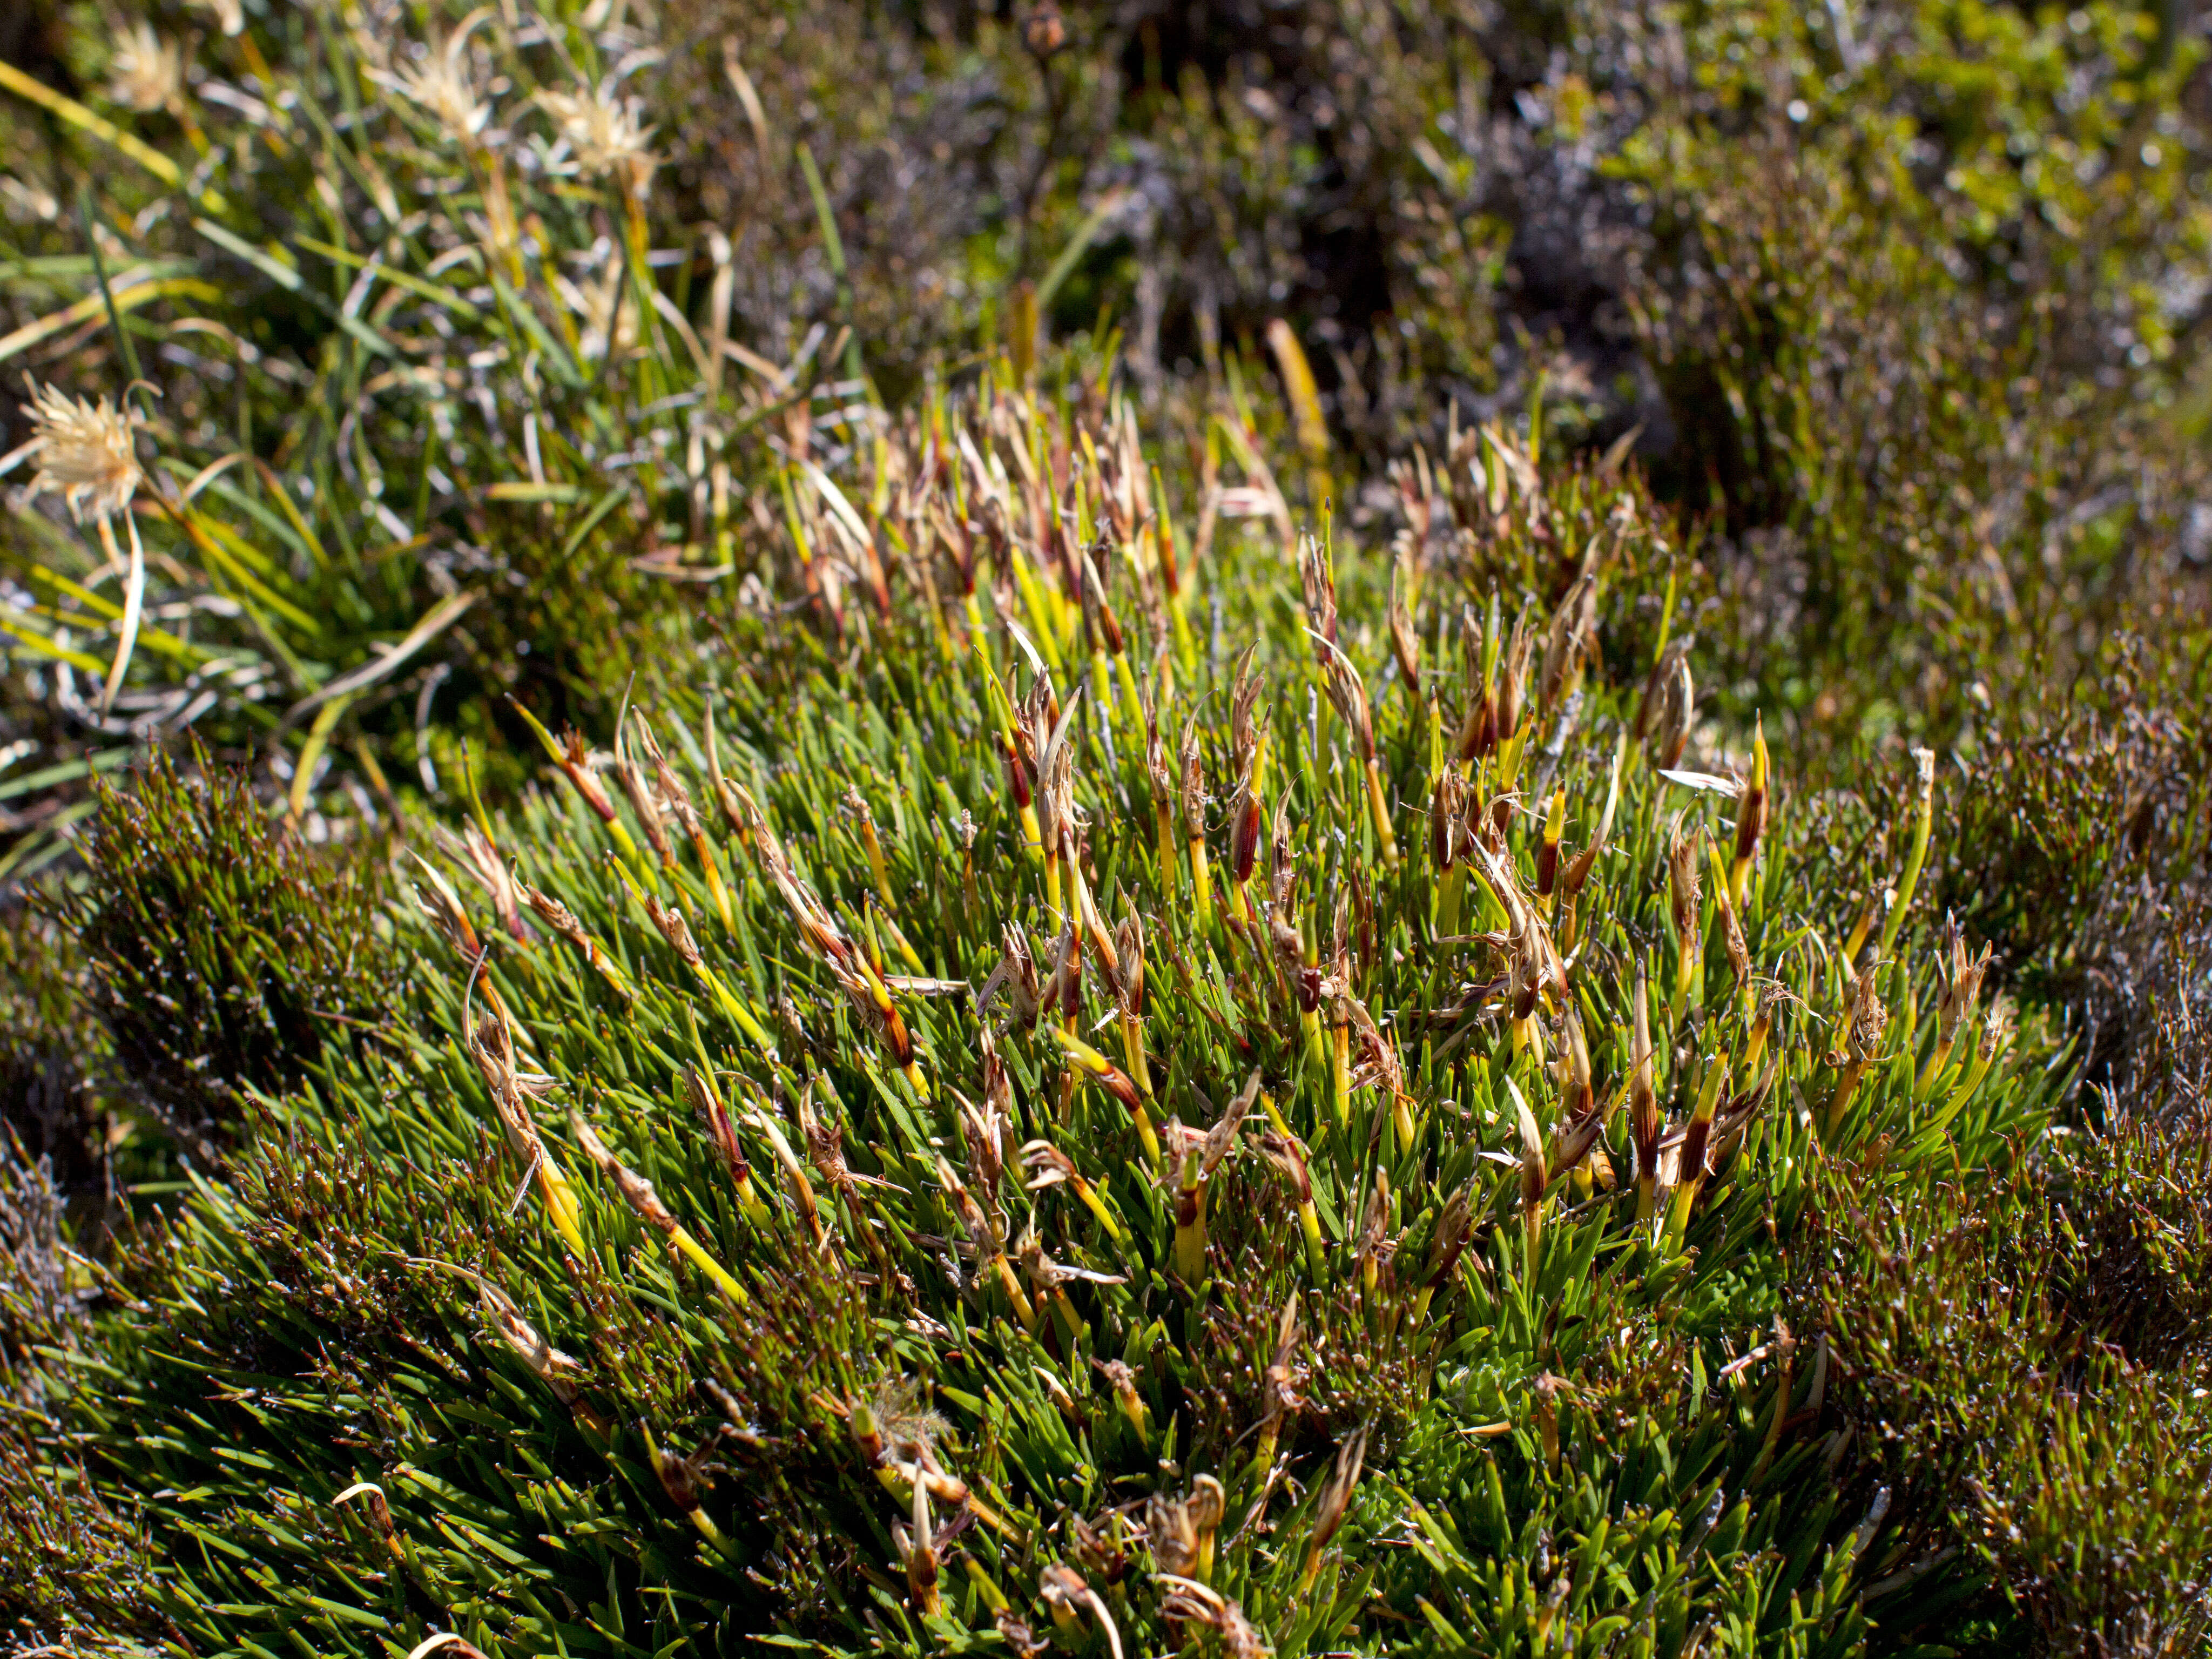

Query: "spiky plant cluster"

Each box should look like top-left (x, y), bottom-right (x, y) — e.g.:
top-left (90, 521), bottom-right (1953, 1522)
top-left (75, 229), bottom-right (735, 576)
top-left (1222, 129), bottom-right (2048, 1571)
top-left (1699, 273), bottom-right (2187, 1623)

top-left (18, 375), bottom-right (2086, 1659)
top-left (0, 912), bottom-right (111, 1211)
top-left (49, 745), bottom-right (388, 1163)
top-left (1798, 1095), bottom-right (2212, 1651)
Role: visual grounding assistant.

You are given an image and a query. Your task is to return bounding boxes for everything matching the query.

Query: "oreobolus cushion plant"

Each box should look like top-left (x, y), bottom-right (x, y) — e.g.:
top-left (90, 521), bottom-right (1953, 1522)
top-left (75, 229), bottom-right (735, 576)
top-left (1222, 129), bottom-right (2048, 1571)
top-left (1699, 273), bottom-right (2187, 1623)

top-left (33, 374), bottom-right (2073, 1658)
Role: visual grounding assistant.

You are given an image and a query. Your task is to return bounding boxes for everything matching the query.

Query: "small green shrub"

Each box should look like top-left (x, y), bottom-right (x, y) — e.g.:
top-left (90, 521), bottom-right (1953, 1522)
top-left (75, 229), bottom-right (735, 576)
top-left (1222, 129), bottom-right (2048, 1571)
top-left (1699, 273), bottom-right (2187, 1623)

top-left (52, 747), bottom-right (388, 1160)
top-left (0, 1104), bottom-right (160, 1652)
top-left (0, 1130), bottom-right (73, 1406)
top-left (0, 1421), bottom-right (160, 1657)
top-left (1965, 1366), bottom-right (2212, 1657)
top-left (0, 909), bottom-right (110, 1216)
top-left (1800, 1083), bottom-right (2212, 1653)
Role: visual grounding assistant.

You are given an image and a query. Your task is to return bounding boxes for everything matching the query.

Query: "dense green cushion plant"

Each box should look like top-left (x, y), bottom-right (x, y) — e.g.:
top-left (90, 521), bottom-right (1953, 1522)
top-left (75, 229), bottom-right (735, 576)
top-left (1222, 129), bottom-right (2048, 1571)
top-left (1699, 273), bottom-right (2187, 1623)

top-left (21, 382), bottom-right (2080, 1658)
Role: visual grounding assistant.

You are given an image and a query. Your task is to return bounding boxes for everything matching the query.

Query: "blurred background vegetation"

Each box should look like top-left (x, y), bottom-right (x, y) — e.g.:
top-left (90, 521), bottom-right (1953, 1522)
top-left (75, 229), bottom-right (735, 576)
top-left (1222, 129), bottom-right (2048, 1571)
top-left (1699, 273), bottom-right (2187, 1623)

top-left (4, 0), bottom-right (2209, 788)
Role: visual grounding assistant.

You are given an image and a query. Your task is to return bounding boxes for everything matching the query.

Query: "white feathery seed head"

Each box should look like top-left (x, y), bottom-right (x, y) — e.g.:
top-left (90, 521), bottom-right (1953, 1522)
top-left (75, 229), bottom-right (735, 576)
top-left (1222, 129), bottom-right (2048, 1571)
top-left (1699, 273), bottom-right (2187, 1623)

top-left (538, 81), bottom-right (657, 187)
top-left (196, 0), bottom-right (246, 38)
top-left (109, 21), bottom-right (185, 113)
top-left (5, 381), bottom-right (146, 526)
top-left (380, 26), bottom-right (493, 144)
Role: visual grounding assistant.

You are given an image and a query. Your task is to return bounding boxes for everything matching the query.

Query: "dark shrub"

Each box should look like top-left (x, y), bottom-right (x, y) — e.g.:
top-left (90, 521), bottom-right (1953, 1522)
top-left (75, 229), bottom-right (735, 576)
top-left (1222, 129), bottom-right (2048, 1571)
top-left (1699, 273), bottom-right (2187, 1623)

top-left (52, 750), bottom-right (388, 1162)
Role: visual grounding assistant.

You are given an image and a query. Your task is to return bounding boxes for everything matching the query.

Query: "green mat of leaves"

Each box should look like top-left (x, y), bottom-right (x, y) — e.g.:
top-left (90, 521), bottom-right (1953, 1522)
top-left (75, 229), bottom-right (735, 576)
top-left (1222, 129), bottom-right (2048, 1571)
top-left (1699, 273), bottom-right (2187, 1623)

top-left (26, 387), bottom-right (2113, 1659)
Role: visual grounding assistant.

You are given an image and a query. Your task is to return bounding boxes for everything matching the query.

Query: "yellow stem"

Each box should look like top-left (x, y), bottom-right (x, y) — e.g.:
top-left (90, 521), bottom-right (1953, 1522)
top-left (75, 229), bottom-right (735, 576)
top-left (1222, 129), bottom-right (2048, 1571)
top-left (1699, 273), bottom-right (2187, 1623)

top-left (1189, 838), bottom-right (1214, 926)
top-left (1365, 758), bottom-right (1399, 869)
top-left (669, 1225), bottom-right (750, 1307)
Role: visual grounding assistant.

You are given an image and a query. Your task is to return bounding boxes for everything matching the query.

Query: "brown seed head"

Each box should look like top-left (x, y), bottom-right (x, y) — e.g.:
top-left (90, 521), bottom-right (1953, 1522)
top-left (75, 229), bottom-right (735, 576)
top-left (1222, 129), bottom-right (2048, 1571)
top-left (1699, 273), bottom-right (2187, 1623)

top-left (1717, 876), bottom-right (1751, 988)
top-left (1322, 645), bottom-right (1377, 763)
top-left (1229, 649), bottom-right (1265, 780)
top-left (521, 883), bottom-right (585, 946)
top-left (1835, 966), bottom-right (1890, 1067)
top-left (1310, 1422), bottom-right (1371, 1553)
top-left (1978, 994), bottom-right (2013, 1063)
top-left (1387, 556), bottom-right (1421, 690)
top-left (1269, 802), bottom-right (1297, 909)
top-left (692, 1066), bottom-right (754, 1190)
top-left (1356, 1164), bottom-right (1395, 1287)
top-left (612, 720), bottom-right (672, 865)
top-left (1456, 604), bottom-right (1498, 763)
top-left (1114, 906), bottom-right (1147, 1015)
top-left (1255, 1128), bottom-right (1313, 1205)
top-left (960, 1087), bottom-right (1010, 1202)
top-left (644, 894), bottom-right (704, 969)
top-left (1157, 1578), bottom-right (1267, 1659)
top-left (1081, 551), bottom-right (1125, 656)
top-left (637, 717), bottom-right (704, 842)
top-left (1147, 1489), bottom-right (1201, 1577)
top-left (1496, 604), bottom-right (1533, 740)
top-left (1298, 533), bottom-right (1339, 658)
top-left (1201, 1071), bottom-right (1261, 1178)
top-left (1557, 1002), bottom-right (1594, 1119)
top-left (1667, 821), bottom-right (1704, 949)
top-left (1262, 1295), bottom-right (1304, 1420)
top-left (1423, 1185), bottom-right (1473, 1291)
top-left (1019, 1138), bottom-right (1078, 1194)
top-left (557, 727), bottom-right (619, 822)
top-left (1429, 766), bottom-right (1466, 873)
top-left (1933, 916), bottom-right (1995, 1047)
top-left (435, 822), bottom-right (531, 945)
top-left (1515, 1085), bottom-right (1548, 1213)
top-left (1231, 786), bottom-right (1265, 887)
top-left (1537, 572), bottom-right (1600, 714)
top-left (1143, 692), bottom-right (1172, 799)
top-left (572, 1112), bottom-right (678, 1235)
top-left (1178, 718), bottom-right (1209, 831)
top-left (1636, 636), bottom-right (1695, 767)
top-left (413, 859), bottom-right (483, 962)
top-left (473, 1276), bottom-right (582, 1395)
top-left (1044, 921), bottom-right (1084, 1023)
top-left (980, 923), bottom-right (1041, 1032)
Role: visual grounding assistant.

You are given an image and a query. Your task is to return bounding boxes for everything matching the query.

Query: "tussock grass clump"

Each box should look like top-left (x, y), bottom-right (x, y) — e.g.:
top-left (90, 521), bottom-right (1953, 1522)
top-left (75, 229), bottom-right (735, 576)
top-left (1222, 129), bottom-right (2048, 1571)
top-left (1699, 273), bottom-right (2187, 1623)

top-left (0, 1062), bottom-right (158, 1651)
top-left (1797, 1076), bottom-right (2212, 1650)
top-left (32, 378), bottom-right (2075, 1656)
top-left (0, 0), bottom-right (831, 851)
